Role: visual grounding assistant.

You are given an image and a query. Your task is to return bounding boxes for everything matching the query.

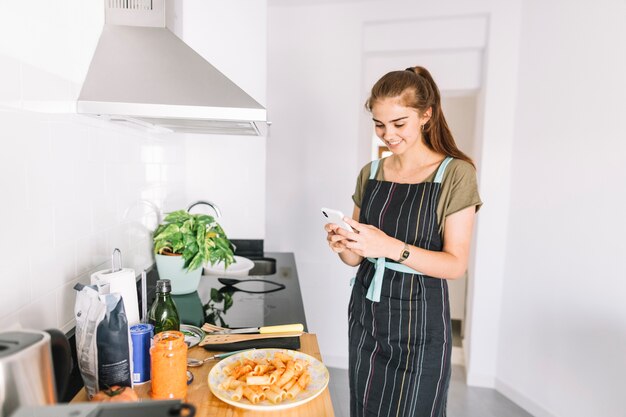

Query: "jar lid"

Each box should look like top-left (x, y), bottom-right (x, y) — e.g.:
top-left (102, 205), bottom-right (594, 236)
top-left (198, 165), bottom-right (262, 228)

top-left (130, 323), bottom-right (154, 335)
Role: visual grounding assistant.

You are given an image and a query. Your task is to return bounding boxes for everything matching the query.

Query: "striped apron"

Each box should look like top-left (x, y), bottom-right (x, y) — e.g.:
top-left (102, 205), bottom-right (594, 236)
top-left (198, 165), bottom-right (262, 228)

top-left (348, 157), bottom-right (453, 417)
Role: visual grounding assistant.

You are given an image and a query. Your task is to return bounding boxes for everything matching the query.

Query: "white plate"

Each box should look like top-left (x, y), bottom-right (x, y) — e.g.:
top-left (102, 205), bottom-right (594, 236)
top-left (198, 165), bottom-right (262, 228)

top-left (208, 348), bottom-right (330, 411)
top-left (204, 255), bottom-right (255, 276)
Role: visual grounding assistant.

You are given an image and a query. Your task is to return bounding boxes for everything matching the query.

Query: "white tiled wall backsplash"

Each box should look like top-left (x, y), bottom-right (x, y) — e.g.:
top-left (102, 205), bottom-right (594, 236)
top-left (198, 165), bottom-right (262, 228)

top-left (0, 0), bottom-right (267, 335)
top-left (0, 108), bottom-right (186, 333)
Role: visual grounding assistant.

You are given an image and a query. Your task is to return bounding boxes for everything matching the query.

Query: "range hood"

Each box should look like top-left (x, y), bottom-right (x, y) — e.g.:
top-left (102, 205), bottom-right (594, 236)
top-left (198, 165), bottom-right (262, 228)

top-left (77, 0), bottom-right (267, 135)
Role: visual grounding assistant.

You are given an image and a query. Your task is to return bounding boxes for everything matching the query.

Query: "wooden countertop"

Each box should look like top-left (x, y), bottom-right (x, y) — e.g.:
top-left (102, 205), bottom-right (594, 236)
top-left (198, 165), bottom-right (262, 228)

top-left (71, 333), bottom-right (335, 417)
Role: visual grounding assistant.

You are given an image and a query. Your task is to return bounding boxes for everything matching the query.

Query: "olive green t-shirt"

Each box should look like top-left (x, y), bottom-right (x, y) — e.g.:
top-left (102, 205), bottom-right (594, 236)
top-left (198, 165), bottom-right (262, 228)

top-left (352, 158), bottom-right (482, 234)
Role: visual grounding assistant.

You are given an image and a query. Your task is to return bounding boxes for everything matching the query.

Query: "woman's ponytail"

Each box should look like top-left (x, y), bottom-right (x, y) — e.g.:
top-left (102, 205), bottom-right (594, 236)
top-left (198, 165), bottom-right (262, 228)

top-left (367, 66), bottom-right (475, 168)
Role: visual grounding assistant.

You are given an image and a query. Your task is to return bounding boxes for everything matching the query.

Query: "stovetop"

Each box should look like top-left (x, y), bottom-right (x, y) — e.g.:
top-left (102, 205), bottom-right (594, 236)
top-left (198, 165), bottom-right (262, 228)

top-left (169, 252), bottom-right (308, 331)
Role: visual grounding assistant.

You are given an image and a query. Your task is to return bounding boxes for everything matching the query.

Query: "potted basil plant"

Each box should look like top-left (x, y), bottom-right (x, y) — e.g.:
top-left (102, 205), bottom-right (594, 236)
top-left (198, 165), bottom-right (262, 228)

top-left (153, 210), bottom-right (235, 294)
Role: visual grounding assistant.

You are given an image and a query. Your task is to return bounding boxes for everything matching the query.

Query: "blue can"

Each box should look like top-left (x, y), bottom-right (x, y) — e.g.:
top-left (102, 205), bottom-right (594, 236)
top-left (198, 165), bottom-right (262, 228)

top-left (130, 323), bottom-right (154, 384)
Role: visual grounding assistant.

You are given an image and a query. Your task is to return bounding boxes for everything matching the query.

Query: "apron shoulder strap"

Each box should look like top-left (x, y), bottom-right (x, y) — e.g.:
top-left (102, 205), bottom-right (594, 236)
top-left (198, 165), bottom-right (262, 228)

top-left (369, 159), bottom-right (381, 180)
top-left (434, 156), bottom-right (454, 183)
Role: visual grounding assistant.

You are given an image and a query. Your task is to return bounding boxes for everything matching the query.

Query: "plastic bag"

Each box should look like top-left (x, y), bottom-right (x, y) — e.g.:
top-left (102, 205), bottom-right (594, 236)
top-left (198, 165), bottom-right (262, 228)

top-left (74, 284), bottom-right (133, 399)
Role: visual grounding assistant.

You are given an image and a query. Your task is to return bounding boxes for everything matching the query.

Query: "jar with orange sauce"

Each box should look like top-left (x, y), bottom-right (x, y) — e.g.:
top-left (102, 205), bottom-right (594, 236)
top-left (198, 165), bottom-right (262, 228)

top-left (150, 330), bottom-right (188, 399)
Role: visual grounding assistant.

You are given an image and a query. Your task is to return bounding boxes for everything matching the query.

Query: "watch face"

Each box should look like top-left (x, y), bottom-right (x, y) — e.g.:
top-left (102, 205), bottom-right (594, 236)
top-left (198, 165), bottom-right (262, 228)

top-left (401, 250), bottom-right (410, 260)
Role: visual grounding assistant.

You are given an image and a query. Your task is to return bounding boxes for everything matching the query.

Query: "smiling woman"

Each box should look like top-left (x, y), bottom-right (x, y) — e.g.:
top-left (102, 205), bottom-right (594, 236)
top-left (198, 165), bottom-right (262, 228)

top-left (324, 66), bottom-right (482, 417)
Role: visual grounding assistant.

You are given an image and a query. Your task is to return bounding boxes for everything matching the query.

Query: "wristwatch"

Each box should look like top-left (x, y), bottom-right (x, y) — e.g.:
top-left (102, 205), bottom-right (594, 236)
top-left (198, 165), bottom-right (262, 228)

top-left (398, 243), bottom-right (410, 263)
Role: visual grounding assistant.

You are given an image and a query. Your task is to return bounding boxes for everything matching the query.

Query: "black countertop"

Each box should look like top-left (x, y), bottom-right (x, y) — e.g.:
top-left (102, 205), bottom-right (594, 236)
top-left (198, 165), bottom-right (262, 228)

top-left (202, 252), bottom-right (307, 330)
top-left (171, 252), bottom-right (308, 331)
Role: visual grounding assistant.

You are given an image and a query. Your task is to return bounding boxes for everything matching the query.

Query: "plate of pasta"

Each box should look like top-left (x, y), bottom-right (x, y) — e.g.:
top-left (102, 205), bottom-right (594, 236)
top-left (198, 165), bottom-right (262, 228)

top-left (208, 348), bottom-right (330, 410)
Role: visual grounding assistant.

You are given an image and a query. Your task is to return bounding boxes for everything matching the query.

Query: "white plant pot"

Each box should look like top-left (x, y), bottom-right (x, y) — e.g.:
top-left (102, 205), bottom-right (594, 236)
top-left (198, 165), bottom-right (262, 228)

top-left (155, 254), bottom-right (202, 295)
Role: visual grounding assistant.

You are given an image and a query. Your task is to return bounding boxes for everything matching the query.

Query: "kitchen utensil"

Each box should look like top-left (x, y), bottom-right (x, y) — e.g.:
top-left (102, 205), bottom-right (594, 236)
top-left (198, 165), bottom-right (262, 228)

top-left (141, 269), bottom-right (148, 323)
top-left (180, 324), bottom-right (205, 348)
top-left (0, 329), bottom-right (72, 417)
top-left (208, 348), bottom-right (330, 411)
top-left (199, 332), bottom-right (303, 347)
top-left (201, 322), bottom-right (230, 332)
top-left (204, 323), bottom-right (304, 335)
top-left (204, 255), bottom-right (255, 276)
top-left (217, 277), bottom-right (285, 294)
top-left (187, 348), bottom-right (256, 367)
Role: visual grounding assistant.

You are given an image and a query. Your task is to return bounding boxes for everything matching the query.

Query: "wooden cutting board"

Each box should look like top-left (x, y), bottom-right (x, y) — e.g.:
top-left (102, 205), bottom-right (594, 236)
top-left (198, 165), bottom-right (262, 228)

top-left (199, 331), bottom-right (304, 346)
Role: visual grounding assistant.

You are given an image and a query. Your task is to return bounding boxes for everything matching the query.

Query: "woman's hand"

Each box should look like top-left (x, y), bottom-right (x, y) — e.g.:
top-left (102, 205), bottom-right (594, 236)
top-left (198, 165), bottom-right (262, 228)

top-left (324, 223), bottom-right (351, 253)
top-left (338, 217), bottom-right (399, 259)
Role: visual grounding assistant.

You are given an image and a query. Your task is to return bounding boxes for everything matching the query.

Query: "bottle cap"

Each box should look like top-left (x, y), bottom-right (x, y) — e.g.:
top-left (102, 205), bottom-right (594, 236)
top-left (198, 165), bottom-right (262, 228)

top-left (156, 279), bottom-right (172, 293)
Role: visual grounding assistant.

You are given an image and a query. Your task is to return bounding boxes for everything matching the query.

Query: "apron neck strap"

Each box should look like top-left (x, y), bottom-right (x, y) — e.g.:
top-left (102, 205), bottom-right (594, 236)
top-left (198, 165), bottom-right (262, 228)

top-left (434, 157), bottom-right (453, 183)
top-left (369, 159), bottom-right (381, 180)
top-left (370, 157), bottom-right (453, 183)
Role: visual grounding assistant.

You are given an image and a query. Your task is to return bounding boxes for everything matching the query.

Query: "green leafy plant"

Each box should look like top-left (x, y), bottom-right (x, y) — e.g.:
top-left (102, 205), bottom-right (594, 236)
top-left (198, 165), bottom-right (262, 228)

top-left (153, 210), bottom-right (235, 272)
top-left (204, 287), bottom-right (234, 328)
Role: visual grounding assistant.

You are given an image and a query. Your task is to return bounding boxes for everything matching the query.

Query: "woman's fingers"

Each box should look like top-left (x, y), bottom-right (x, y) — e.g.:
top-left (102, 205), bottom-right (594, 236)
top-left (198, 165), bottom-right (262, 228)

top-left (330, 243), bottom-right (345, 253)
top-left (335, 226), bottom-right (361, 241)
top-left (344, 240), bottom-right (361, 250)
top-left (342, 216), bottom-right (362, 231)
top-left (329, 234), bottom-right (347, 243)
top-left (325, 221), bottom-right (361, 255)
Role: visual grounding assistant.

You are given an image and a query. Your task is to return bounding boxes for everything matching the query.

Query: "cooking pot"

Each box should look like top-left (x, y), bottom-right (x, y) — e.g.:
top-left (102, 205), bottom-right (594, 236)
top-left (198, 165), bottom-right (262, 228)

top-left (0, 329), bottom-right (72, 417)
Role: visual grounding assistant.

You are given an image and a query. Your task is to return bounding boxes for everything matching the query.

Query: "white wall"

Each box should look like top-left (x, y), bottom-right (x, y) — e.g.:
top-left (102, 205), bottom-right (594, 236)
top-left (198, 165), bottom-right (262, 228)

top-left (171, 0), bottom-right (268, 239)
top-left (267, 0), bottom-right (626, 416)
top-left (266, 2), bottom-right (364, 368)
top-left (441, 95), bottom-right (478, 322)
top-left (0, 1), bottom-right (186, 333)
top-left (266, 0), bottom-right (518, 372)
top-left (495, 1), bottom-right (626, 416)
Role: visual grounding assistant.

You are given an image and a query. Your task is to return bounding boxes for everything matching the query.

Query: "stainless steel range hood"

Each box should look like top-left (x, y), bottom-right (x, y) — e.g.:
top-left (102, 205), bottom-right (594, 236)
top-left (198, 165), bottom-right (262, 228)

top-left (77, 0), bottom-right (266, 135)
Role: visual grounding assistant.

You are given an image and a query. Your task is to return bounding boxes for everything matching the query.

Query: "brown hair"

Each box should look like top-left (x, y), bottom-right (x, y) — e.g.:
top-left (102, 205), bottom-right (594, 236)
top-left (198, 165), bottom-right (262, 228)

top-left (365, 66), bottom-right (474, 167)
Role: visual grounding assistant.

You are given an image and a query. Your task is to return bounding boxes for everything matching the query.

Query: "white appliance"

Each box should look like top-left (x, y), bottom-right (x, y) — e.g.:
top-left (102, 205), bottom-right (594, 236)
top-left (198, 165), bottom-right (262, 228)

top-left (0, 330), bottom-right (71, 417)
top-left (78, 0), bottom-right (267, 135)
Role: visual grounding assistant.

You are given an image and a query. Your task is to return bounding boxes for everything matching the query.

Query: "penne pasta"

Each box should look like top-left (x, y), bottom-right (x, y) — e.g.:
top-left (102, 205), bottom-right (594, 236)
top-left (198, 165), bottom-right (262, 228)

top-left (217, 351), bottom-right (315, 406)
top-left (229, 379), bottom-right (244, 389)
top-left (218, 376), bottom-right (233, 390)
top-left (222, 360), bottom-right (241, 376)
top-left (246, 375), bottom-right (271, 385)
top-left (271, 358), bottom-right (286, 369)
top-left (297, 372), bottom-right (310, 389)
top-left (269, 384), bottom-right (284, 394)
top-left (274, 352), bottom-right (293, 362)
top-left (294, 359), bottom-right (308, 372)
top-left (232, 364), bottom-right (253, 380)
top-left (243, 386), bottom-right (261, 404)
top-left (243, 359), bottom-right (257, 368)
top-left (231, 385), bottom-right (243, 401)
top-left (269, 366), bottom-right (285, 384)
top-left (265, 389), bottom-right (284, 404)
top-left (254, 364), bottom-right (273, 375)
top-left (286, 382), bottom-right (303, 399)
top-left (281, 376), bottom-right (299, 391)
top-left (276, 367), bottom-right (295, 388)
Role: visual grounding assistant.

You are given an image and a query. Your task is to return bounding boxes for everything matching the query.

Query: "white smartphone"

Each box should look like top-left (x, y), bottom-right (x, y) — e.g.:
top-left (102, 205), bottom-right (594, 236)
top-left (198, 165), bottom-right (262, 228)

top-left (321, 207), bottom-right (354, 232)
